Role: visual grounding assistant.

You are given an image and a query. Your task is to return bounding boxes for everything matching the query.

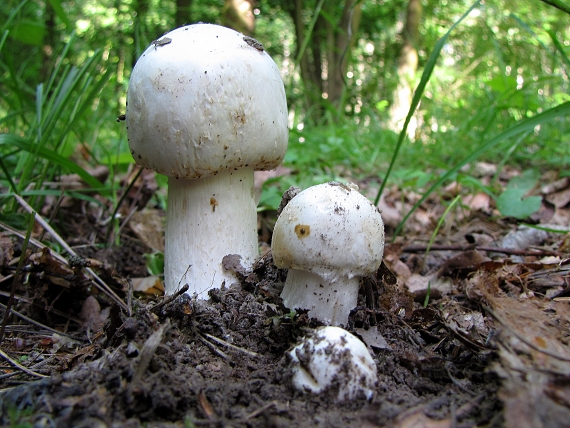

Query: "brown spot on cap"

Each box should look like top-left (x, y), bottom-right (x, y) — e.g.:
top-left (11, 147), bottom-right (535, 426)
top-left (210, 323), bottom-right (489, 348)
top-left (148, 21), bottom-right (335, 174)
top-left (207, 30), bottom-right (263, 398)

top-left (294, 224), bottom-right (310, 239)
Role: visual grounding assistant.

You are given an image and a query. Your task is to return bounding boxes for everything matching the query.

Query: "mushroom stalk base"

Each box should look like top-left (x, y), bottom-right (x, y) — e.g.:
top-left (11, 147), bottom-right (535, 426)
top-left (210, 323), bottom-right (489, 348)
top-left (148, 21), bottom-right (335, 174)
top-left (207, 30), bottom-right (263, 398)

top-left (165, 169), bottom-right (258, 296)
top-left (281, 269), bottom-right (360, 326)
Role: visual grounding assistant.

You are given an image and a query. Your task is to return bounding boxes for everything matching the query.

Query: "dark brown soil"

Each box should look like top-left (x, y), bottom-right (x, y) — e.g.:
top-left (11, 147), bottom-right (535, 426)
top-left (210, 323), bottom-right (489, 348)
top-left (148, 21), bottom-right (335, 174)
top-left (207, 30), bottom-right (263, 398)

top-left (0, 246), bottom-right (502, 427)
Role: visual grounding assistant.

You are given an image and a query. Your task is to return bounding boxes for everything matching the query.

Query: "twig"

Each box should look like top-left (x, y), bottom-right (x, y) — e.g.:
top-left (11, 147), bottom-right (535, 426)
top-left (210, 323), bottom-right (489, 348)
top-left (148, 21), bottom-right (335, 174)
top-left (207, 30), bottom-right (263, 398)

top-left (126, 278), bottom-right (133, 317)
top-left (198, 334), bottom-right (230, 360)
top-left (104, 166), bottom-right (144, 246)
top-left (0, 222), bottom-right (68, 265)
top-left (0, 302), bottom-right (83, 341)
top-left (14, 195), bottom-right (128, 312)
top-left (484, 305), bottom-right (570, 362)
top-left (0, 355), bottom-right (55, 380)
top-left (202, 333), bottom-right (261, 358)
top-left (243, 400), bottom-right (278, 421)
top-left (0, 348), bottom-right (48, 378)
top-left (149, 284), bottom-right (189, 314)
top-left (403, 244), bottom-right (560, 257)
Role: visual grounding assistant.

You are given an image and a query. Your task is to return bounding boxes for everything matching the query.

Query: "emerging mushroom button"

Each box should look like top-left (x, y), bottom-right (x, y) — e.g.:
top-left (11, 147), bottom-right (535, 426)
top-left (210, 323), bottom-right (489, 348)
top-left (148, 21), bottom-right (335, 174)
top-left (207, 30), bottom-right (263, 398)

top-left (126, 23), bottom-right (288, 296)
top-left (289, 326), bottom-right (378, 402)
top-left (271, 182), bottom-right (385, 326)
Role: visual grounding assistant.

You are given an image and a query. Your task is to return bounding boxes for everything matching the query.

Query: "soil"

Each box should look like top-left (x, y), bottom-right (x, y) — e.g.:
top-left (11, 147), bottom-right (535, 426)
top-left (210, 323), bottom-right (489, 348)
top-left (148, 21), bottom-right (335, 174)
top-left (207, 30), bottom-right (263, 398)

top-left (1, 171), bottom-right (569, 427)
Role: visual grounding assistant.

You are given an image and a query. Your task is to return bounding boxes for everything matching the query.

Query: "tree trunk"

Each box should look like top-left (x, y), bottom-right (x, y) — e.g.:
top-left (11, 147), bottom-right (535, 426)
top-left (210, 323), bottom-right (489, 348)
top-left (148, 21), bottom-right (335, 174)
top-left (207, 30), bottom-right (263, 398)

top-left (222, 0), bottom-right (255, 36)
top-left (175, 0), bottom-right (193, 27)
top-left (388, 0), bottom-right (422, 136)
top-left (327, 0), bottom-right (361, 110)
top-left (287, 0), bottom-right (324, 120)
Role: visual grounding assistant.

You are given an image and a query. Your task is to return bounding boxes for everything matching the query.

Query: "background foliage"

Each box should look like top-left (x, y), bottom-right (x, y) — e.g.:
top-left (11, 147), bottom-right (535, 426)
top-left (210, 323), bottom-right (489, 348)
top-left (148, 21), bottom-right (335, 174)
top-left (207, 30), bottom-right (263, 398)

top-left (1, 0), bottom-right (569, 226)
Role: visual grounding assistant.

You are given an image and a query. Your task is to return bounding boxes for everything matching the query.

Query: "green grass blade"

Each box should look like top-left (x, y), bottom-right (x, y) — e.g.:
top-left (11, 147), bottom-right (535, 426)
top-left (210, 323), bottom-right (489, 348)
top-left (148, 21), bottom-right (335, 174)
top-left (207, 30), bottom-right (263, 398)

top-left (0, 30), bottom-right (8, 51)
top-left (0, 0), bottom-right (30, 32)
top-left (58, 68), bottom-right (110, 144)
top-left (46, 0), bottom-right (72, 28)
top-left (540, 0), bottom-right (570, 15)
top-left (374, 0), bottom-right (482, 206)
top-left (0, 134), bottom-right (105, 189)
top-left (393, 100), bottom-right (570, 238)
top-left (0, 156), bottom-right (18, 193)
top-left (44, 32), bottom-right (76, 97)
top-left (0, 190), bottom-right (107, 207)
top-left (548, 29), bottom-right (570, 69)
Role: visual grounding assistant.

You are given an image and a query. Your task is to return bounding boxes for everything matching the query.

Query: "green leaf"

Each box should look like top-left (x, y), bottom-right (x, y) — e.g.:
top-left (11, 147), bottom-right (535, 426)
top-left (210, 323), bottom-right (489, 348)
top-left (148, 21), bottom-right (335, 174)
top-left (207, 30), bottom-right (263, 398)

top-left (0, 212), bottom-right (29, 230)
top-left (485, 75), bottom-right (517, 93)
top-left (144, 252), bottom-right (165, 276)
top-left (496, 170), bottom-right (542, 219)
top-left (9, 20), bottom-right (45, 46)
top-left (100, 152), bottom-right (136, 166)
top-left (506, 169), bottom-right (540, 194)
top-left (496, 188), bottom-right (541, 219)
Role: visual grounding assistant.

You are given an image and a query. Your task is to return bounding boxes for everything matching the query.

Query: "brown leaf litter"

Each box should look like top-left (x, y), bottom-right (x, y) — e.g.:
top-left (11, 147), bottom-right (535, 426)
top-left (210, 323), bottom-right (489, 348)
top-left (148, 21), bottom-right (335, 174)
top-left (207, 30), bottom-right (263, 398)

top-left (1, 166), bottom-right (570, 427)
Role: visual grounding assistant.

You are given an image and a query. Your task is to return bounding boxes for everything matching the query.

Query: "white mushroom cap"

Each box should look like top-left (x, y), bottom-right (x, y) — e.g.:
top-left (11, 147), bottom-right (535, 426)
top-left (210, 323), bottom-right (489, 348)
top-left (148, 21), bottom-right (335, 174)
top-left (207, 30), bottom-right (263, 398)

top-left (126, 23), bottom-right (288, 179)
top-left (289, 326), bottom-right (378, 402)
top-left (271, 182), bottom-right (385, 325)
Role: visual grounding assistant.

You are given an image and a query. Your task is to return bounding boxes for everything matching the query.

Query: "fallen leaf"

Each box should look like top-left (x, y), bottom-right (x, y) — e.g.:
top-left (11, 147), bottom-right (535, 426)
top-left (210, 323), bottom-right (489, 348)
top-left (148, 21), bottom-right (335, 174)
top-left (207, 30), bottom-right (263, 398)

top-left (131, 276), bottom-right (165, 295)
top-left (129, 209), bottom-right (165, 252)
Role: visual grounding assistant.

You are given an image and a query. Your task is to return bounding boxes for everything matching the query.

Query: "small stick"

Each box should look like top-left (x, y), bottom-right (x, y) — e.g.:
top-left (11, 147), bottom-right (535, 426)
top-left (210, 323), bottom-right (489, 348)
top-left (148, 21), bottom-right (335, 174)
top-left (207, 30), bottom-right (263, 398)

top-left (0, 355), bottom-right (55, 380)
top-left (403, 244), bottom-right (560, 257)
top-left (0, 222), bottom-right (68, 265)
top-left (0, 302), bottom-right (83, 341)
top-left (198, 334), bottom-right (230, 360)
top-left (243, 400), bottom-right (278, 421)
top-left (0, 348), bottom-right (48, 378)
top-left (126, 278), bottom-right (133, 317)
top-left (202, 333), bottom-right (260, 358)
top-left (149, 284), bottom-right (189, 313)
top-left (14, 195), bottom-right (128, 312)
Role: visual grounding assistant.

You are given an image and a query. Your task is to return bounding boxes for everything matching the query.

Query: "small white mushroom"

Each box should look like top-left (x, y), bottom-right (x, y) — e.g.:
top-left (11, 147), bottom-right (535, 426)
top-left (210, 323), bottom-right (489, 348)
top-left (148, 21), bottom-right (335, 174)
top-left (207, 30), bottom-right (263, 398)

top-left (271, 182), bottom-right (385, 326)
top-left (289, 326), bottom-right (378, 402)
top-left (126, 24), bottom-right (288, 296)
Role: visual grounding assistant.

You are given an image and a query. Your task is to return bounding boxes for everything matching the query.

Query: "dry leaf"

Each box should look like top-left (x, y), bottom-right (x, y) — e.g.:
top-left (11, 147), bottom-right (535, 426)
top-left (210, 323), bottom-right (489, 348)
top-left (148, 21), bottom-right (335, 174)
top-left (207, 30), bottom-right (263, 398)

top-left (129, 209), bottom-right (165, 252)
top-left (131, 276), bottom-right (165, 295)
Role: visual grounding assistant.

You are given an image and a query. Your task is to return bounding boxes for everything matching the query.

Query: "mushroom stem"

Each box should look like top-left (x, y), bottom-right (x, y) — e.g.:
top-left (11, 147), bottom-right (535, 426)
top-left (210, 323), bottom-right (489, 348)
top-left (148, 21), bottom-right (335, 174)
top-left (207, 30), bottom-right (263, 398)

top-left (165, 168), bottom-right (258, 296)
top-left (281, 270), bottom-right (360, 326)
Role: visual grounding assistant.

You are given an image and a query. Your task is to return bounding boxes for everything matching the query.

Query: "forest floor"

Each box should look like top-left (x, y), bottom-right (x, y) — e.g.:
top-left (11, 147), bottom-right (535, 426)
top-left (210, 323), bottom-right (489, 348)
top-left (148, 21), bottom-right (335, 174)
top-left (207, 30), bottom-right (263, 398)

top-left (1, 163), bottom-right (570, 427)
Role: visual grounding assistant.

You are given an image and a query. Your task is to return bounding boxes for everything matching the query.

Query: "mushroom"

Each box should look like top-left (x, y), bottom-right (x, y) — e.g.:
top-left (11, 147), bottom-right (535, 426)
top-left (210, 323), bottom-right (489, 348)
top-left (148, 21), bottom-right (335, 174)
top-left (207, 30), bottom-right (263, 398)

top-left (289, 326), bottom-right (378, 401)
top-left (271, 182), bottom-right (385, 326)
top-left (126, 24), bottom-right (288, 296)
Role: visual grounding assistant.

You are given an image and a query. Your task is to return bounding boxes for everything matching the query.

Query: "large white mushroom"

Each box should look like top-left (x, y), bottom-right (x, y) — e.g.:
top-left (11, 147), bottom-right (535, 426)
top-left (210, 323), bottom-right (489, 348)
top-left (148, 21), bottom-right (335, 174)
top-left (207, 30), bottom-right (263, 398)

top-left (126, 24), bottom-right (288, 296)
top-left (271, 182), bottom-right (385, 326)
top-left (289, 326), bottom-right (378, 401)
